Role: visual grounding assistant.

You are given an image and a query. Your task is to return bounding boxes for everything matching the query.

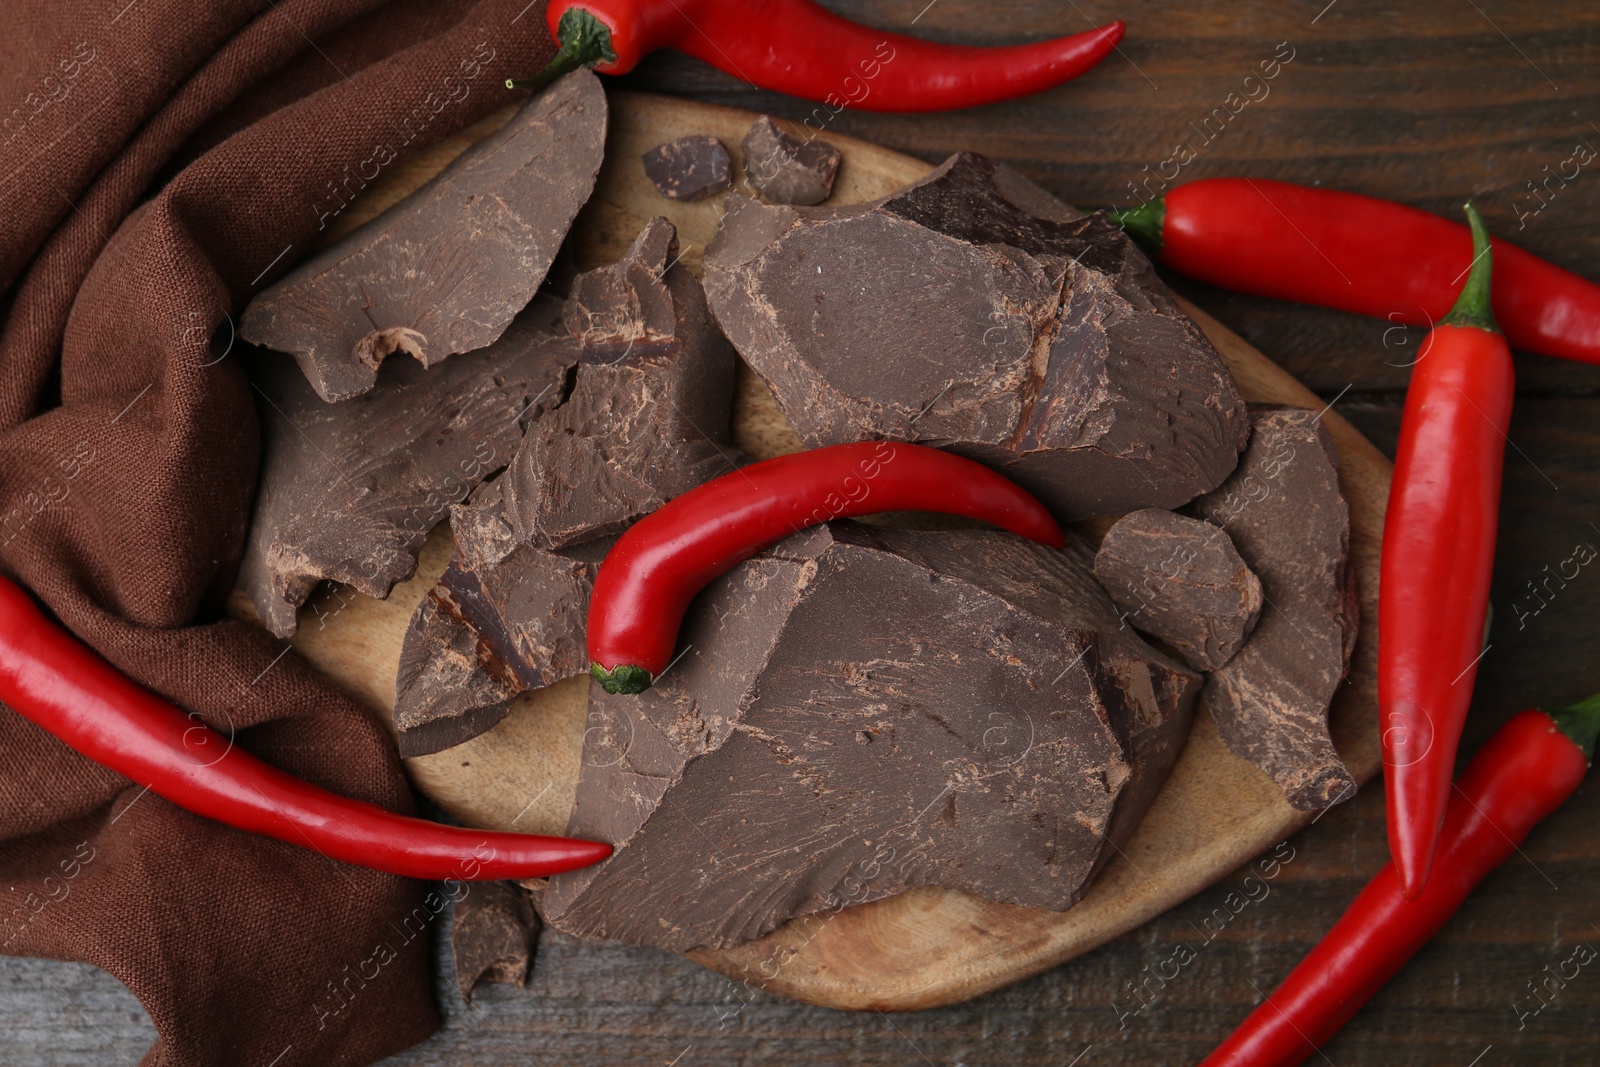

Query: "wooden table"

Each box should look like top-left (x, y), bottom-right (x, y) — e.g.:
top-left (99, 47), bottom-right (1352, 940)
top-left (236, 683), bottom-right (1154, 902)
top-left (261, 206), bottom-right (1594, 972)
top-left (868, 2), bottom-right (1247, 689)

top-left (4, 3), bottom-right (1598, 1064)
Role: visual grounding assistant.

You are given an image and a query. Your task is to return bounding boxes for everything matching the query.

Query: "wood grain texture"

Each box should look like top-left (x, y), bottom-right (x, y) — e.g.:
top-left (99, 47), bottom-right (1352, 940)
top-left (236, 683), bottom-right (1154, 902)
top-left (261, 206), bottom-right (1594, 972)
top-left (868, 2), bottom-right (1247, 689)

top-left (221, 90), bottom-right (1391, 1012)
top-left (6, 4), bottom-right (1599, 1064)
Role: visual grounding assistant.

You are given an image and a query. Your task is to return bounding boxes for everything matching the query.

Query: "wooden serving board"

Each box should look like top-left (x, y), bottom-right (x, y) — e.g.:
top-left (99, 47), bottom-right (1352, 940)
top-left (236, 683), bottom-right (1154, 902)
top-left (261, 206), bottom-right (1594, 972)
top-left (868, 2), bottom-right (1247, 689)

top-left (235, 90), bottom-right (1390, 1012)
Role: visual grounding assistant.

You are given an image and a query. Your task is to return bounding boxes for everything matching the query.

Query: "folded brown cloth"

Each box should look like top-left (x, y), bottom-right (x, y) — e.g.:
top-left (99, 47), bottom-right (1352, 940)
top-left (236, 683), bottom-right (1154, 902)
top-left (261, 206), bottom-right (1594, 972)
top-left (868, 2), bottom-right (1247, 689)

top-left (0, 2), bottom-right (556, 1063)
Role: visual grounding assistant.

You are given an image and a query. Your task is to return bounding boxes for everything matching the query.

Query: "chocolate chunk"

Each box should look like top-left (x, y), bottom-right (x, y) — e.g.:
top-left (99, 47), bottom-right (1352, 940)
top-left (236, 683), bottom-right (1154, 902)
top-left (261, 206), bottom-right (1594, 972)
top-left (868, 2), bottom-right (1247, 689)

top-left (1093, 508), bottom-right (1263, 671)
top-left (503, 217), bottom-right (742, 549)
top-left (741, 115), bottom-right (841, 206)
top-left (1191, 406), bottom-right (1359, 811)
top-left (392, 481), bottom-right (612, 757)
top-left (642, 135), bottom-right (732, 202)
top-left (238, 294), bottom-right (581, 639)
top-left (240, 70), bottom-right (606, 402)
top-left (543, 522), bottom-right (1199, 951)
top-left (452, 880), bottom-right (540, 1002)
top-left (703, 152), bottom-right (1249, 521)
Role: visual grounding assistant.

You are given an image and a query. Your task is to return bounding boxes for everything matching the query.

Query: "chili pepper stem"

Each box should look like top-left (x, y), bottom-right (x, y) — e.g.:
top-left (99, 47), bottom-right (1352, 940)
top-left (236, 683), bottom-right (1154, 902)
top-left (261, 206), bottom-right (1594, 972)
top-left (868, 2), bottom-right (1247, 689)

top-left (1438, 201), bottom-right (1500, 333)
top-left (1549, 691), bottom-right (1600, 761)
top-left (592, 662), bottom-right (653, 695)
top-left (507, 8), bottom-right (618, 89)
top-left (1108, 198), bottom-right (1165, 254)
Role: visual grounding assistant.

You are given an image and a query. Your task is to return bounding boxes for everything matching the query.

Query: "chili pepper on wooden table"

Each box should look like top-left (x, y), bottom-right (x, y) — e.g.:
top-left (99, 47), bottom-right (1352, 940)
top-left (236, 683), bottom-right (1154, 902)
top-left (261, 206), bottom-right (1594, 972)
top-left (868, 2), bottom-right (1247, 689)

top-left (1198, 690), bottom-right (1600, 1067)
top-left (0, 575), bottom-right (612, 881)
top-left (586, 441), bottom-right (1065, 694)
top-left (1109, 178), bottom-right (1600, 365)
top-left (512, 3), bottom-right (1125, 112)
top-left (1379, 202), bottom-right (1513, 898)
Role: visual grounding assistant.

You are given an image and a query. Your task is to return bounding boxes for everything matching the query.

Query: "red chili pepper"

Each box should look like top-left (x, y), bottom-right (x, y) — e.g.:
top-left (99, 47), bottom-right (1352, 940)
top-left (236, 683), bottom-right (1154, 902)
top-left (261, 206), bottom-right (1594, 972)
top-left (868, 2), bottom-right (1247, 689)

top-left (1110, 178), bottom-right (1600, 365)
top-left (1378, 203), bottom-right (1512, 898)
top-left (0, 576), bottom-right (612, 881)
top-left (586, 441), bottom-right (1065, 694)
top-left (1198, 692), bottom-right (1599, 1067)
top-left (512, 3), bottom-right (1125, 113)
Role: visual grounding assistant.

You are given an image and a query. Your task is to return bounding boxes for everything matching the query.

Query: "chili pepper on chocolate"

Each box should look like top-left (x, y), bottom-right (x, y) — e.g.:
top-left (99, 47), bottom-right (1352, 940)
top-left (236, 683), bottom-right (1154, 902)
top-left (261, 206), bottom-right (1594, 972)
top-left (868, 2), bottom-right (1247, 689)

top-left (1199, 690), bottom-right (1600, 1067)
top-left (586, 442), bottom-right (1065, 694)
top-left (1110, 178), bottom-right (1600, 365)
top-left (511, 2), bottom-right (1125, 113)
top-left (1378, 202), bottom-right (1512, 898)
top-left (0, 575), bottom-right (612, 881)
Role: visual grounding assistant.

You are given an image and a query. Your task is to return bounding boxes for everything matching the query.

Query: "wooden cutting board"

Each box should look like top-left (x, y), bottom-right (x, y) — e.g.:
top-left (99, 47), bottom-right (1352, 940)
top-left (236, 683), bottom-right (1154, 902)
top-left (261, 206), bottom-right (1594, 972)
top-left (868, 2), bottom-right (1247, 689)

top-left (234, 89), bottom-right (1389, 1012)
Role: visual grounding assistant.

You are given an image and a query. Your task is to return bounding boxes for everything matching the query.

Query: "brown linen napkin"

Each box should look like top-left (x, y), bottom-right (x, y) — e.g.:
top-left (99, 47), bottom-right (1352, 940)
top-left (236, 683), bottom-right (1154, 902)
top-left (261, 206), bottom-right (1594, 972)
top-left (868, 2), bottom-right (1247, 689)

top-left (0, 1), bottom-right (557, 1063)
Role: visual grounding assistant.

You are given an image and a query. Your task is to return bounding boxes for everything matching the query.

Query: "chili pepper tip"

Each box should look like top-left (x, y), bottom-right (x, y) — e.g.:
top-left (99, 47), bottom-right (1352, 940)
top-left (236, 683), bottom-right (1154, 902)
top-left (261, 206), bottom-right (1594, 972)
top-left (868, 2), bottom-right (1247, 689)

top-left (1107, 198), bottom-right (1165, 255)
top-left (1438, 200), bottom-right (1500, 334)
top-left (592, 662), bottom-right (653, 695)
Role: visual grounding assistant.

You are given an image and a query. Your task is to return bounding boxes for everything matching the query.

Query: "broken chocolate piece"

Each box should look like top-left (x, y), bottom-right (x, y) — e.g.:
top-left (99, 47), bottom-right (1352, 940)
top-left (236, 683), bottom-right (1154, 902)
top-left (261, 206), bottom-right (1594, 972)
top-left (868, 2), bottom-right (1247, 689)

top-left (741, 115), bottom-right (840, 206)
top-left (543, 522), bottom-right (1199, 951)
top-left (240, 70), bottom-right (606, 402)
top-left (452, 880), bottom-right (540, 1002)
top-left (1093, 508), bottom-right (1263, 672)
top-left (393, 481), bottom-right (613, 757)
top-left (642, 135), bottom-right (732, 202)
top-left (238, 294), bottom-right (581, 639)
top-left (703, 152), bottom-right (1249, 521)
top-left (503, 217), bottom-right (742, 549)
top-left (1191, 405), bottom-right (1359, 811)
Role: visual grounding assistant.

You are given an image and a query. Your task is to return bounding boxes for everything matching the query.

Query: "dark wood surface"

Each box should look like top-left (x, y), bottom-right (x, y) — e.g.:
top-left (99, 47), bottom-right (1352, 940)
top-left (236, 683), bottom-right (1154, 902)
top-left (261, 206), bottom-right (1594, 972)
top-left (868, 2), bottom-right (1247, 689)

top-left (5, 2), bottom-right (1600, 1063)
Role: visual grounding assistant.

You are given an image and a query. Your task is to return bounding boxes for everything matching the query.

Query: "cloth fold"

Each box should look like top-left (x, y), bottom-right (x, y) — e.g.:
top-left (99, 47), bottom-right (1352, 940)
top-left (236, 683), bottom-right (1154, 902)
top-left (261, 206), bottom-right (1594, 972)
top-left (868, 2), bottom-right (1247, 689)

top-left (0, 1), bottom-right (558, 1063)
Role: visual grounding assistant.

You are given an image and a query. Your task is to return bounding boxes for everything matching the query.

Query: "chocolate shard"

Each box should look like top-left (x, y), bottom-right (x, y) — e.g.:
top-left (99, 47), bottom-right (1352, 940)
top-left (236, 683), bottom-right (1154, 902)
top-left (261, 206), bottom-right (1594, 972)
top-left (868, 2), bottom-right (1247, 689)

top-left (1093, 508), bottom-right (1264, 672)
top-left (1191, 405), bottom-right (1360, 811)
top-left (503, 217), bottom-right (742, 549)
top-left (642, 135), bottom-right (732, 202)
top-left (452, 879), bottom-right (541, 1002)
top-left (741, 115), bottom-right (840, 206)
top-left (543, 522), bottom-right (1200, 951)
top-left (703, 152), bottom-right (1249, 521)
top-left (240, 70), bottom-right (606, 402)
top-left (392, 480), bottom-right (612, 758)
top-left (238, 294), bottom-right (581, 639)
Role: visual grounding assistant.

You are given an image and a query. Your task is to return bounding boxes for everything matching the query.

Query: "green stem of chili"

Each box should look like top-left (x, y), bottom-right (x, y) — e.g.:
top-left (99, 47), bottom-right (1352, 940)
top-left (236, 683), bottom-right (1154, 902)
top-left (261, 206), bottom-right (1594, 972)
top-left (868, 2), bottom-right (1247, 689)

top-left (1550, 690), bottom-right (1600, 760)
top-left (1108, 198), bottom-right (1165, 254)
top-left (1438, 201), bottom-right (1500, 333)
top-left (507, 9), bottom-right (618, 89)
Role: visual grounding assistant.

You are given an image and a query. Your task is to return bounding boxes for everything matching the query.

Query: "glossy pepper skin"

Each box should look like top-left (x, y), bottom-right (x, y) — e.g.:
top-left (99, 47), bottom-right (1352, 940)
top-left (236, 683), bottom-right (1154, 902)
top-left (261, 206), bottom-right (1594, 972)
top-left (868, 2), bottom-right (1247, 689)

top-left (0, 576), bottom-right (612, 881)
top-left (586, 441), bottom-right (1065, 694)
top-left (1379, 203), bottom-right (1513, 898)
top-left (1198, 695), bottom-right (1598, 1067)
top-left (1110, 178), bottom-right (1600, 365)
top-left (521, 2), bottom-right (1125, 112)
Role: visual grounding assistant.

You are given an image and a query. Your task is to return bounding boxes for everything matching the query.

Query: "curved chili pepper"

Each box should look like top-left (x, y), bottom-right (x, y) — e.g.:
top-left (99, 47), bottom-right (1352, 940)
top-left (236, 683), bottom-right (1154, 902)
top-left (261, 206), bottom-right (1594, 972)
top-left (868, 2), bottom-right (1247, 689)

top-left (1379, 203), bottom-right (1512, 898)
top-left (1110, 178), bottom-right (1600, 365)
top-left (1198, 692), bottom-right (1599, 1067)
top-left (586, 441), bottom-right (1065, 694)
top-left (0, 576), bottom-right (612, 881)
top-left (514, 3), bottom-right (1125, 113)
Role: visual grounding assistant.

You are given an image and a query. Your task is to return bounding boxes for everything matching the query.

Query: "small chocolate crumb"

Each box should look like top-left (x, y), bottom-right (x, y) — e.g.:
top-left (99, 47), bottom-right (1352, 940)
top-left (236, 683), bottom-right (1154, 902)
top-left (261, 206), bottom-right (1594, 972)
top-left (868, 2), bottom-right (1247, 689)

top-left (1093, 508), bottom-right (1263, 671)
top-left (452, 880), bottom-right (540, 1002)
top-left (642, 135), bottom-right (732, 202)
top-left (741, 115), bottom-right (840, 206)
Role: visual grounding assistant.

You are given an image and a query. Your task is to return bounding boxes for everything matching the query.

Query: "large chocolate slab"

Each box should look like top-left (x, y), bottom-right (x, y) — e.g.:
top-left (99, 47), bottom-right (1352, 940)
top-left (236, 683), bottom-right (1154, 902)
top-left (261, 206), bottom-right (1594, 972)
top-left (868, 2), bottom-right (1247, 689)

top-left (1093, 508), bottom-right (1263, 671)
top-left (1191, 406), bottom-right (1360, 811)
top-left (543, 523), bottom-right (1200, 951)
top-left (392, 481), bottom-right (611, 757)
top-left (240, 71), bottom-right (606, 402)
top-left (238, 294), bottom-right (580, 639)
top-left (503, 217), bottom-right (742, 549)
top-left (702, 152), bottom-right (1248, 520)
